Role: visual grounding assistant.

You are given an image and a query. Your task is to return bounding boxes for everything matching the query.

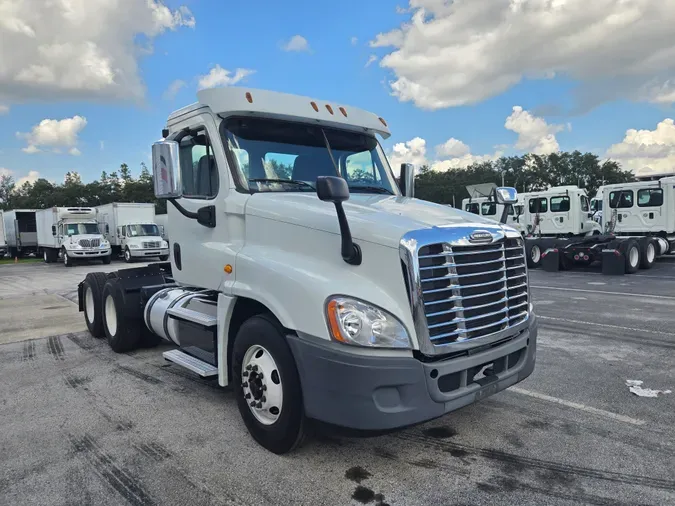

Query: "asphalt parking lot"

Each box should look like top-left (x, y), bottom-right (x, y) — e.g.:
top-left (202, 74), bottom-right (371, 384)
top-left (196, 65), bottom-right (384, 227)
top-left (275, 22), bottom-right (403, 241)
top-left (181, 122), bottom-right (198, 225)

top-left (0, 259), bottom-right (674, 505)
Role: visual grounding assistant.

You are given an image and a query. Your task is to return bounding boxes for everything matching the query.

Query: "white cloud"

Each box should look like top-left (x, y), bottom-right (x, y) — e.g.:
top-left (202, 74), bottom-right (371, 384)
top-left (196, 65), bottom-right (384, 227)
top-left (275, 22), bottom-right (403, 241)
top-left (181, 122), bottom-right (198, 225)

top-left (0, 104), bottom-right (8, 115)
top-left (0, 0), bottom-right (195, 105)
top-left (606, 118), bottom-right (675, 174)
top-left (163, 79), bottom-right (186, 100)
top-left (504, 106), bottom-right (564, 155)
top-left (0, 167), bottom-right (11, 177)
top-left (69, 147), bottom-right (81, 156)
top-left (197, 65), bottom-right (254, 90)
top-left (388, 136), bottom-right (500, 174)
top-left (351, 37), bottom-right (358, 45)
top-left (282, 35), bottom-right (310, 52)
top-left (371, 1), bottom-right (675, 110)
top-left (17, 170), bottom-right (40, 186)
top-left (365, 55), bottom-right (378, 68)
top-left (100, 140), bottom-right (105, 151)
top-left (17, 115), bottom-right (87, 154)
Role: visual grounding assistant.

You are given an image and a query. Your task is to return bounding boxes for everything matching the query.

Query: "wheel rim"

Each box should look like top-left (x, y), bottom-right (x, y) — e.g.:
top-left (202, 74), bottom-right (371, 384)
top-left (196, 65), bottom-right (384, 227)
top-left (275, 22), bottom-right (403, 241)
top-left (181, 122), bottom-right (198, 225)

top-left (629, 246), bottom-right (639, 267)
top-left (531, 245), bottom-right (541, 264)
top-left (241, 344), bottom-right (283, 425)
top-left (63, 251), bottom-right (68, 265)
top-left (85, 286), bottom-right (94, 324)
top-left (43, 250), bottom-right (47, 262)
top-left (647, 243), bottom-right (655, 263)
top-left (105, 295), bottom-right (117, 335)
top-left (125, 250), bottom-right (130, 261)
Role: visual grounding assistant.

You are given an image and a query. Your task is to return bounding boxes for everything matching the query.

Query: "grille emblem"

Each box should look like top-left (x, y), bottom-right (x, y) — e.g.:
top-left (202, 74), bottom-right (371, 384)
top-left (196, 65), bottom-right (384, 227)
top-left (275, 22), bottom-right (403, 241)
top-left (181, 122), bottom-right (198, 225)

top-left (469, 230), bottom-right (493, 243)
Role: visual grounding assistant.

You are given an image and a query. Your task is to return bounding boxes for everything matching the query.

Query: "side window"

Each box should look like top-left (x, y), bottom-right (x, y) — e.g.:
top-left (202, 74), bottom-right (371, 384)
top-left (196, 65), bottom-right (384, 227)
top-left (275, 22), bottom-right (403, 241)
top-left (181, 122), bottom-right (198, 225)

top-left (550, 196), bottom-right (570, 212)
top-left (581, 196), bottom-right (589, 212)
top-left (465, 203), bottom-right (479, 214)
top-left (481, 202), bottom-right (497, 216)
top-left (609, 190), bottom-right (633, 208)
top-left (178, 128), bottom-right (219, 199)
top-left (263, 152), bottom-right (295, 180)
top-left (638, 188), bottom-right (663, 207)
top-left (58, 224), bottom-right (63, 237)
top-left (528, 197), bottom-right (547, 213)
top-left (120, 226), bottom-right (126, 238)
top-left (344, 151), bottom-right (380, 184)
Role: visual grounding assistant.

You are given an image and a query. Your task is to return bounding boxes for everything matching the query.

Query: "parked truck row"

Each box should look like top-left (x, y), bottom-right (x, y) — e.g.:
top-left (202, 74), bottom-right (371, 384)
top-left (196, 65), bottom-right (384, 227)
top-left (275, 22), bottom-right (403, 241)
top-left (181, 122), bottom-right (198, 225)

top-left (2, 203), bottom-right (169, 265)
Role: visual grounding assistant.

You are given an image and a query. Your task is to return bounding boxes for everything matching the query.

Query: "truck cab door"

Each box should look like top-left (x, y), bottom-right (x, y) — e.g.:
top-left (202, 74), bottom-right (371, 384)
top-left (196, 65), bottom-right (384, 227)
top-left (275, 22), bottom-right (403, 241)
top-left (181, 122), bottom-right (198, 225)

top-left (57, 224), bottom-right (64, 246)
top-left (635, 188), bottom-right (663, 232)
top-left (549, 195), bottom-right (570, 234)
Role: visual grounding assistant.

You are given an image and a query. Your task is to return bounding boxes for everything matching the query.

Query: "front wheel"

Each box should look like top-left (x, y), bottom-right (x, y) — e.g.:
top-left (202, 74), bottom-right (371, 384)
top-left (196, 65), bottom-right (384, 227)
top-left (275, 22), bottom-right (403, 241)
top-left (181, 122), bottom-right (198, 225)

top-left (232, 314), bottom-right (306, 454)
top-left (159, 255), bottom-right (169, 262)
top-left (526, 243), bottom-right (542, 268)
top-left (102, 254), bottom-right (111, 265)
top-left (62, 248), bottom-right (73, 267)
top-left (124, 248), bottom-right (133, 263)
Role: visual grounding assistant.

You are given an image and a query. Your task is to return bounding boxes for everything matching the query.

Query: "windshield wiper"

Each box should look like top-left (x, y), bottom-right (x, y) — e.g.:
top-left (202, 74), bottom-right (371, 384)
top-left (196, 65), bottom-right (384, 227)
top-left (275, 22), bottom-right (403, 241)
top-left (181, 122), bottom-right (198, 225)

top-left (348, 185), bottom-right (394, 195)
top-left (249, 178), bottom-right (316, 190)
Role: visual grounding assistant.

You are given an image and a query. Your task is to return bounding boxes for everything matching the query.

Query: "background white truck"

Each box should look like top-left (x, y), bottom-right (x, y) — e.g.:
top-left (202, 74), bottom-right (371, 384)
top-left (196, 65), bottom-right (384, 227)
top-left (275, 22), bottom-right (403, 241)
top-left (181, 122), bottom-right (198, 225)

top-left (77, 86), bottom-right (537, 454)
top-left (461, 183), bottom-right (525, 234)
top-left (37, 207), bottom-right (111, 267)
top-left (154, 213), bottom-right (169, 240)
top-left (3, 209), bottom-right (38, 258)
top-left (0, 211), bottom-right (6, 256)
top-left (96, 203), bottom-right (169, 262)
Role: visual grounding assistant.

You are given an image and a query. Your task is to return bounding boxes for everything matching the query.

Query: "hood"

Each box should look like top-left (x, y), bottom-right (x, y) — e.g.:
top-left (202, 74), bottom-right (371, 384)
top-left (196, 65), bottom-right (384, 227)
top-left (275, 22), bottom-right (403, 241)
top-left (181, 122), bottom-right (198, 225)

top-left (246, 193), bottom-right (508, 248)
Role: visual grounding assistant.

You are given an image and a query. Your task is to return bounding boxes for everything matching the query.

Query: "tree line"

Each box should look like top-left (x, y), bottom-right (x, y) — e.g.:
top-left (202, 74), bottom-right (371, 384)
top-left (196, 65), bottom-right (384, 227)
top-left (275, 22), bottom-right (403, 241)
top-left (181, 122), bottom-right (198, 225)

top-left (0, 151), bottom-right (634, 212)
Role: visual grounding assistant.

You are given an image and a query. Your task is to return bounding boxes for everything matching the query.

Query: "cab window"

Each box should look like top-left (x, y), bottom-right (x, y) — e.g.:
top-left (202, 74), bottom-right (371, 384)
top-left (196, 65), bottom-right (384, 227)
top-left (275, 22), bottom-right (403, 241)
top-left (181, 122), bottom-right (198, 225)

top-left (581, 195), bottom-right (589, 212)
top-left (637, 188), bottom-right (663, 207)
top-left (528, 197), bottom-right (547, 213)
top-left (481, 202), bottom-right (497, 216)
top-left (550, 196), bottom-right (570, 212)
top-left (609, 190), bottom-right (634, 208)
top-left (178, 128), bottom-right (219, 199)
top-left (465, 203), bottom-right (479, 214)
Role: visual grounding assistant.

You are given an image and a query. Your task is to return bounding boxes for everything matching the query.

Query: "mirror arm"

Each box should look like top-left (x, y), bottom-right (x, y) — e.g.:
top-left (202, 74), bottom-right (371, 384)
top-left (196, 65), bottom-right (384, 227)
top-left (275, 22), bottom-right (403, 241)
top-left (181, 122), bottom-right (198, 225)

top-left (169, 199), bottom-right (198, 220)
top-left (334, 202), bottom-right (362, 265)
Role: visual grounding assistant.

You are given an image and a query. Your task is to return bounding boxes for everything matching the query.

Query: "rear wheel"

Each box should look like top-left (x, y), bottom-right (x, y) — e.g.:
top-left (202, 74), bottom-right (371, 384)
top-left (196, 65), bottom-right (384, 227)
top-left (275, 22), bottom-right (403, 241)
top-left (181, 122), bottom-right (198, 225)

top-left (526, 243), bottom-right (542, 268)
top-left (638, 238), bottom-right (656, 270)
top-left (101, 278), bottom-right (142, 352)
top-left (619, 239), bottom-right (640, 274)
top-left (232, 314), bottom-right (306, 454)
top-left (82, 272), bottom-right (109, 338)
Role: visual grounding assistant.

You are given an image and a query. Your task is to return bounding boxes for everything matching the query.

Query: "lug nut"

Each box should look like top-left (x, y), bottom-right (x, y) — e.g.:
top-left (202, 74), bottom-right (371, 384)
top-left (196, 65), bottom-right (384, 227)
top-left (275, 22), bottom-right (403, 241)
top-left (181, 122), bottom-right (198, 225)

top-left (250, 401), bottom-right (256, 407)
top-left (252, 365), bottom-right (258, 372)
top-left (256, 402), bottom-right (262, 408)
top-left (262, 385), bottom-right (267, 391)
top-left (246, 365), bottom-right (252, 371)
top-left (243, 371), bottom-right (249, 377)
top-left (258, 373), bottom-right (263, 379)
top-left (245, 393), bottom-right (251, 399)
top-left (261, 396), bottom-right (266, 402)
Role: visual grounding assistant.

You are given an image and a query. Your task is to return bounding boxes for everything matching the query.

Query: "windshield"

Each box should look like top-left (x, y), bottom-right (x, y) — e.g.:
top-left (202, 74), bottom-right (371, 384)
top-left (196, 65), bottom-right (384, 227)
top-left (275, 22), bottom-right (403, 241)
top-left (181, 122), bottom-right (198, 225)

top-left (221, 117), bottom-right (399, 195)
top-left (127, 224), bottom-right (160, 237)
top-left (65, 223), bottom-right (99, 235)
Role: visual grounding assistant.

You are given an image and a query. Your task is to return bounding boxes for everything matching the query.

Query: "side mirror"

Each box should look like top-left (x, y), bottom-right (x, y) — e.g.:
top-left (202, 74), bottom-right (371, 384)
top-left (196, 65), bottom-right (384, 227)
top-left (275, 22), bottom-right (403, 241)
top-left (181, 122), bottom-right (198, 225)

top-left (152, 140), bottom-right (182, 199)
top-left (51, 225), bottom-right (56, 236)
top-left (316, 176), bottom-right (361, 266)
top-left (494, 186), bottom-right (518, 204)
top-left (399, 163), bottom-right (415, 198)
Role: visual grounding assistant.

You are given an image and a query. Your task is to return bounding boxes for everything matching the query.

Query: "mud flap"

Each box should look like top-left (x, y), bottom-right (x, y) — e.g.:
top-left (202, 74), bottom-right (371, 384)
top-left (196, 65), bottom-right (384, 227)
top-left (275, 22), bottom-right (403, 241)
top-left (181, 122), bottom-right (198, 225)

top-left (541, 248), bottom-right (560, 272)
top-left (601, 249), bottom-right (625, 275)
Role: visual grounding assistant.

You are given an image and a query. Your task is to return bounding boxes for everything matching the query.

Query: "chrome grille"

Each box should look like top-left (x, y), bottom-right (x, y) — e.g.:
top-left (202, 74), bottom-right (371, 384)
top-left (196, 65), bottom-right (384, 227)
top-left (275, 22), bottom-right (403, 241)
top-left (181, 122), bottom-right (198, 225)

top-left (142, 241), bottom-right (162, 249)
top-left (417, 238), bottom-right (528, 346)
top-left (78, 238), bottom-right (100, 248)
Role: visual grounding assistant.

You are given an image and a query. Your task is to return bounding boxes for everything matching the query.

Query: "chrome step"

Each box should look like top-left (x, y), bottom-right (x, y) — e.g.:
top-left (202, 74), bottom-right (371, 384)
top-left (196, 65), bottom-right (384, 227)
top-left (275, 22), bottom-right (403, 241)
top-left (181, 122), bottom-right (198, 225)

top-left (163, 349), bottom-right (218, 377)
top-left (166, 306), bottom-right (217, 327)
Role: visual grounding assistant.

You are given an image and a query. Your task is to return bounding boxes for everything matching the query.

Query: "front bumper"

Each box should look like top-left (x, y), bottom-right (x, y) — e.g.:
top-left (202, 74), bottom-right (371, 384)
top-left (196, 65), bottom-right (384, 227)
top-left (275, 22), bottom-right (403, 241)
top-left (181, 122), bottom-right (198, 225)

top-left (68, 248), bottom-right (111, 258)
top-left (129, 248), bottom-right (169, 258)
top-left (287, 313), bottom-right (537, 431)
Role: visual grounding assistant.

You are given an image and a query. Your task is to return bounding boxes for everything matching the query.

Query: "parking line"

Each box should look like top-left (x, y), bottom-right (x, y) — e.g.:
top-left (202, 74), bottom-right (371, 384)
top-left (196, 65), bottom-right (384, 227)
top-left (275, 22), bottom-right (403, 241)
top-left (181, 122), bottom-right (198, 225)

top-left (531, 285), bottom-right (675, 300)
top-left (509, 387), bottom-right (646, 426)
top-left (537, 315), bottom-right (674, 336)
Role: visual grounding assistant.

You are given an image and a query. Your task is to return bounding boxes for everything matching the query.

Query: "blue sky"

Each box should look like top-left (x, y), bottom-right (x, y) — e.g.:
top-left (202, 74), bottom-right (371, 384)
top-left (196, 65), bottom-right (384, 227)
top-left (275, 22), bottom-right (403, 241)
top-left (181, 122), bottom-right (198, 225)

top-left (2, 0), bottom-right (675, 185)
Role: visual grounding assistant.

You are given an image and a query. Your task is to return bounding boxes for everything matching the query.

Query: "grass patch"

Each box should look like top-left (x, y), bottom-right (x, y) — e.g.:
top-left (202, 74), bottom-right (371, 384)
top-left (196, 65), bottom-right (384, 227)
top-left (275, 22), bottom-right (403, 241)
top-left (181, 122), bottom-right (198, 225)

top-left (0, 257), bottom-right (43, 265)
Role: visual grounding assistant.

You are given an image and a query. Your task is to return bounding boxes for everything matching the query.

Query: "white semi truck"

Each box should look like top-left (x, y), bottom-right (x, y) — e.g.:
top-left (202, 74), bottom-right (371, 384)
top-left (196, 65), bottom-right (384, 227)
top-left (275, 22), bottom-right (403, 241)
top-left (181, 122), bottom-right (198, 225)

top-left (37, 207), bottom-right (111, 266)
top-left (0, 211), bottom-right (6, 256)
top-left (96, 203), bottom-right (169, 262)
top-left (77, 87), bottom-right (537, 454)
top-left (3, 209), bottom-right (38, 258)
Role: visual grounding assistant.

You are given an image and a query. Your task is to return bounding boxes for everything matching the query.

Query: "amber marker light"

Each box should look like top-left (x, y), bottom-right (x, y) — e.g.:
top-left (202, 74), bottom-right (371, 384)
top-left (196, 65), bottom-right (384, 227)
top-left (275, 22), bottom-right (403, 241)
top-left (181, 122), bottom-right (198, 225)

top-left (310, 101), bottom-right (319, 112)
top-left (326, 299), bottom-right (346, 343)
top-left (245, 92), bottom-right (253, 103)
top-left (224, 264), bottom-right (233, 274)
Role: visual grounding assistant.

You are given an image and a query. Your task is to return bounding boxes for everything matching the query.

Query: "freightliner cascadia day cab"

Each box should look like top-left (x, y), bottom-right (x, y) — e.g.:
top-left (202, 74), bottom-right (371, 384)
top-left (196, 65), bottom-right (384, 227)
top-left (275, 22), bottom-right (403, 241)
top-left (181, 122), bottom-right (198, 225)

top-left (3, 209), bottom-right (38, 258)
top-left (77, 87), bottom-right (538, 453)
top-left (37, 207), bottom-right (111, 266)
top-left (96, 202), bottom-right (169, 262)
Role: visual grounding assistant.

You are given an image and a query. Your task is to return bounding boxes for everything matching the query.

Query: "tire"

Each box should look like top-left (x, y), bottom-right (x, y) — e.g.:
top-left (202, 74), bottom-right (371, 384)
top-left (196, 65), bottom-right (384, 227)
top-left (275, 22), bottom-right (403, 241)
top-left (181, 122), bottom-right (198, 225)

top-left (526, 242), bottom-right (542, 268)
top-left (638, 238), bottom-right (656, 270)
top-left (101, 278), bottom-right (142, 353)
top-left (232, 314), bottom-right (306, 454)
top-left (124, 248), bottom-right (133, 263)
top-left (619, 239), bottom-right (640, 274)
top-left (43, 249), bottom-right (51, 263)
top-left (62, 248), bottom-right (73, 267)
top-left (102, 254), bottom-right (112, 265)
top-left (159, 255), bottom-right (169, 262)
top-left (82, 272), bottom-right (110, 338)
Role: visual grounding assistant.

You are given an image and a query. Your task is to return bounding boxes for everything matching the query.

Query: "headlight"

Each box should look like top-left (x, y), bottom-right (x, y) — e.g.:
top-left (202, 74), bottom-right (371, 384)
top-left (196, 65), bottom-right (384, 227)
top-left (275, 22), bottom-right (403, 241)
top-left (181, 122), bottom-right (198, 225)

top-left (161, 241), bottom-right (168, 248)
top-left (325, 296), bottom-right (411, 349)
top-left (129, 244), bottom-right (139, 249)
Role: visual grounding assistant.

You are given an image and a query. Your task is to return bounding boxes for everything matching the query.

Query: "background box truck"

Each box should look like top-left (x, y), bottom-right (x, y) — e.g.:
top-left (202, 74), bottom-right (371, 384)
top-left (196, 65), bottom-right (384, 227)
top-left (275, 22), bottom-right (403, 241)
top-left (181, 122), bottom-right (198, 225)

top-left (3, 209), bottom-right (38, 258)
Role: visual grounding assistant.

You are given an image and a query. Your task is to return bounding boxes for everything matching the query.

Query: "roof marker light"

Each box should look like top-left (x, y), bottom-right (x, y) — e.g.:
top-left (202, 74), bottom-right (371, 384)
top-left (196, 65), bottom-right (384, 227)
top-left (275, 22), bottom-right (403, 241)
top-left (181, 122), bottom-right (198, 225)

top-left (339, 107), bottom-right (348, 117)
top-left (378, 117), bottom-right (388, 127)
top-left (325, 104), bottom-right (334, 115)
top-left (311, 101), bottom-right (319, 112)
top-left (245, 92), bottom-right (253, 103)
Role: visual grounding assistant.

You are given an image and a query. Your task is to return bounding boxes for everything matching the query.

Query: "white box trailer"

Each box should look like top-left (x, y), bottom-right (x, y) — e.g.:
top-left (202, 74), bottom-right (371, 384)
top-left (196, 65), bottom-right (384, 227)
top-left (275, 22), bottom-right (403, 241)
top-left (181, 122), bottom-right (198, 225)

top-left (0, 211), bottom-right (7, 255)
top-left (96, 203), bottom-right (169, 262)
top-left (36, 207), bottom-right (111, 267)
top-left (3, 209), bottom-right (38, 257)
